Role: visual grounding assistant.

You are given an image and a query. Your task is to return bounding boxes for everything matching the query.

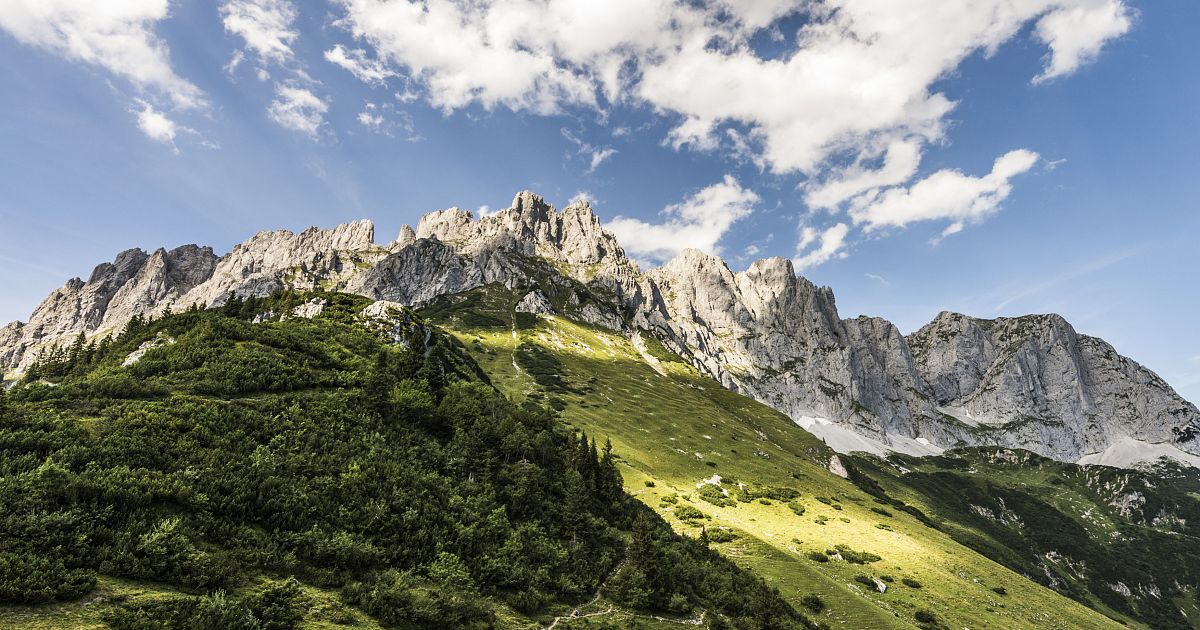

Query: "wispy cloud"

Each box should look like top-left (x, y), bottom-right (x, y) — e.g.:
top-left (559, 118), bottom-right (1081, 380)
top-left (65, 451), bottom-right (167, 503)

top-left (990, 248), bottom-right (1140, 314)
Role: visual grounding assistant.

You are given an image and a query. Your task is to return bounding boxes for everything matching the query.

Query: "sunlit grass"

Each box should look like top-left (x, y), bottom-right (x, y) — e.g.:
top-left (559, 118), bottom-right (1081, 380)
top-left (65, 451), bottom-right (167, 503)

top-left (441, 308), bottom-right (1132, 630)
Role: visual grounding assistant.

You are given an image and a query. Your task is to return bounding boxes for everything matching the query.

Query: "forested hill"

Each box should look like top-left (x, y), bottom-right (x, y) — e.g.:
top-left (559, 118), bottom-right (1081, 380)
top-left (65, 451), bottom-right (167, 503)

top-left (0, 291), bottom-right (813, 629)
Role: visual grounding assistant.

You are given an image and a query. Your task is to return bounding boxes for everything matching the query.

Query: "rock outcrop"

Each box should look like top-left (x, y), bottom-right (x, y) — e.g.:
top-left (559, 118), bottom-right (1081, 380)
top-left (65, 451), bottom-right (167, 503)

top-left (3, 191), bottom-right (1197, 467)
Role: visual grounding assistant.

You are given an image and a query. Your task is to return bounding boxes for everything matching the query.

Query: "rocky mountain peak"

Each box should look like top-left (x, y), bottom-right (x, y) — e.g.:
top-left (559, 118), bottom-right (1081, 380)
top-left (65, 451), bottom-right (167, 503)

top-left (3, 193), bottom-right (1197, 468)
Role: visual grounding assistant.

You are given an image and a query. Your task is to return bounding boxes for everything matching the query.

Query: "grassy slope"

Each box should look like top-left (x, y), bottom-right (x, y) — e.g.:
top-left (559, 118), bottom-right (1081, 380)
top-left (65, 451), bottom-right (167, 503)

top-left (848, 449), bottom-right (1200, 628)
top-left (427, 291), bottom-right (1129, 630)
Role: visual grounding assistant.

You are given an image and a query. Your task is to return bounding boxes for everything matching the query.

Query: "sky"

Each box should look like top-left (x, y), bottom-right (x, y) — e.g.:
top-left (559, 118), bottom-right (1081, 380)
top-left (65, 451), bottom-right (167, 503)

top-left (0, 0), bottom-right (1197, 401)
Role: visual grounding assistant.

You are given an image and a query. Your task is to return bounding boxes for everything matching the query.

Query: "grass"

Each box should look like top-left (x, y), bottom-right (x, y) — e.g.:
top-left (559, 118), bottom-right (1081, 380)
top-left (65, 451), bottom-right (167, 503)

top-left (428, 292), bottom-right (1133, 630)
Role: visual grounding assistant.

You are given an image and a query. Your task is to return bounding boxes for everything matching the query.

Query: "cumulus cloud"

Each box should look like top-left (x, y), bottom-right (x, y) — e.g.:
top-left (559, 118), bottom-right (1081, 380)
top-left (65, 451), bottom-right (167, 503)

top-left (0, 0), bottom-right (205, 109)
top-left (133, 100), bottom-right (178, 143)
top-left (330, 0), bottom-right (1129, 176)
top-left (850, 149), bottom-right (1041, 233)
top-left (804, 139), bottom-right (922, 210)
top-left (325, 44), bottom-right (395, 85)
top-left (268, 85), bottom-right (328, 137)
top-left (793, 223), bottom-right (849, 270)
top-left (220, 0), bottom-right (298, 65)
top-left (325, 0), bottom-right (1130, 271)
top-left (607, 175), bottom-right (758, 264)
top-left (1033, 0), bottom-right (1133, 84)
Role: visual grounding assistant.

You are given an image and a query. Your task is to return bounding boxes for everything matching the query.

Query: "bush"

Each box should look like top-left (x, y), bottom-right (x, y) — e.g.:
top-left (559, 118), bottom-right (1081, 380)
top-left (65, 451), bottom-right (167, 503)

top-left (697, 484), bottom-right (737, 508)
top-left (915, 609), bottom-right (938, 623)
top-left (644, 480), bottom-right (656, 487)
top-left (870, 507), bottom-right (893, 518)
top-left (706, 528), bottom-right (737, 543)
top-left (902, 577), bottom-right (923, 588)
top-left (0, 551), bottom-right (95, 604)
top-left (674, 504), bottom-right (707, 523)
top-left (992, 586), bottom-right (1007, 595)
top-left (852, 575), bottom-right (876, 589)
top-left (834, 544), bottom-right (881, 564)
top-left (805, 551), bottom-right (829, 563)
top-left (788, 501), bottom-right (806, 516)
top-left (800, 594), bottom-right (825, 613)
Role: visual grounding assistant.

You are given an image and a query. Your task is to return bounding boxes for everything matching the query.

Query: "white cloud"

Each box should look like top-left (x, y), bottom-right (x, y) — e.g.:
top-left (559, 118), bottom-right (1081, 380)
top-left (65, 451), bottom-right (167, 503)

top-left (357, 109), bottom-right (384, 132)
top-left (355, 101), bottom-right (418, 139)
top-left (0, 0), bottom-right (205, 109)
top-left (607, 175), bottom-right (758, 264)
top-left (326, 1), bottom-right (1130, 270)
top-left (562, 128), bottom-right (617, 174)
top-left (588, 148), bottom-right (617, 173)
top-left (331, 0), bottom-right (1129, 176)
top-left (793, 223), bottom-right (849, 270)
top-left (804, 139), bottom-right (922, 210)
top-left (219, 0), bottom-right (298, 65)
top-left (325, 44), bottom-right (394, 85)
top-left (850, 149), bottom-right (1040, 233)
top-left (864, 272), bottom-right (889, 286)
top-left (268, 85), bottom-right (328, 136)
top-left (1033, 0), bottom-right (1133, 84)
top-left (133, 99), bottom-right (177, 143)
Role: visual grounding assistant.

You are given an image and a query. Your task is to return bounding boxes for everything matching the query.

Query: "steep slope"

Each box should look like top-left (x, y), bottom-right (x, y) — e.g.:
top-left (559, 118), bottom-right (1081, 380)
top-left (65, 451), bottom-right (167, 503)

top-left (909, 312), bottom-right (1200, 462)
top-left (0, 291), bottom-right (811, 629)
top-left (846, 448), bottom-right (1200, 629)
top-left (2, 190), bottom-right (1196, 467)
top-left (421, 284), bottom-right (1135, 630)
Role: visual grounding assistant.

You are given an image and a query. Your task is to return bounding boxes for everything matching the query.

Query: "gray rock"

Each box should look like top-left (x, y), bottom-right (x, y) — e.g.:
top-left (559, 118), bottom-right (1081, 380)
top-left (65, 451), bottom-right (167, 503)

top-left (515, 290), bottom-right (554, 315)
top-left (3, 191), bottom-right (1196, 468)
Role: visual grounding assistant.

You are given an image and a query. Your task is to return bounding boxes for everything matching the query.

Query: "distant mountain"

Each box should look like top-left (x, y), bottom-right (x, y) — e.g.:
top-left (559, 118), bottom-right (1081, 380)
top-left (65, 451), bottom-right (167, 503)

top-left (3, 191), bottom-right (1197, 467)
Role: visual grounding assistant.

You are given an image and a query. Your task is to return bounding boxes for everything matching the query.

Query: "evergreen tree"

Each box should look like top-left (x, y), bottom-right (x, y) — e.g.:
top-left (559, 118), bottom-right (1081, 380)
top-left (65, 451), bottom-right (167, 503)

top-left (365, 349), bottom-right (396, 417)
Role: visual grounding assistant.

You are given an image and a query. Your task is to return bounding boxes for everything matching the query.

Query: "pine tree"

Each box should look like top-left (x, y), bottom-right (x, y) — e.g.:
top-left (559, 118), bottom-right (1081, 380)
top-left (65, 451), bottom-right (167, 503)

top-left (599, 438), bottom-right (623, 502)
top-left (365, 349), bottom-right (396, 417)
top-left (67, 332), bottom-right (86, 364)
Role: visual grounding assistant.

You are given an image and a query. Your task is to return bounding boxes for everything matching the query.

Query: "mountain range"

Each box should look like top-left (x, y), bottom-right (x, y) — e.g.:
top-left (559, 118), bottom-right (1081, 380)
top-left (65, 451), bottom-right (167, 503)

top-left (4, 191), bottom-right (1197, 469)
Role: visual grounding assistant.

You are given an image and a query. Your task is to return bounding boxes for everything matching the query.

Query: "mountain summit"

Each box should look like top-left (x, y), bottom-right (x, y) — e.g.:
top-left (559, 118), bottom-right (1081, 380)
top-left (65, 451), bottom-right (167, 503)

top-left (3, 192), bottom-right (1197, 467)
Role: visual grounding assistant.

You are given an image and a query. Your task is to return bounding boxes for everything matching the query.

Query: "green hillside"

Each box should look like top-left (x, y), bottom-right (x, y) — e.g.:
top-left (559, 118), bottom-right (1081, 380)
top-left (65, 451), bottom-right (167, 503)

top-left (847, 449), bottom-right (1200, 629)
top-left (4, 284), bottom-right (1197, 629)
top-left (421, 283), bottom-right (1156, 630)
top-left (0, 292), bottom-right (813, 629)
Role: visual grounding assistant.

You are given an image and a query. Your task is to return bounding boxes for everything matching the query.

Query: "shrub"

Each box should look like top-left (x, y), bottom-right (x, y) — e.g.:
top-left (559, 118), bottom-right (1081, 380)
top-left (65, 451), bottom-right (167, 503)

top-left (706, 528), bottom-right (737, 543)
top-left (870, 507), bottom-right (894, 518)
top-left (852, 575), bottom-right (876, 589)
top-left (902, 577), bottom-right (922, 589)
top-left (644, 480), bottom-right (656, 487)
top-left (805, 551), bottom-right (829, 563)
top-left (697, 484), bottom-right (736, 508)
top-left (674, 504), bottom-right (707, 523)
top-left (835, 544), bottom-right (881, 565)
top-left (800, 594), bottom-right (825, 613)
top-left (992, 586), bottom-right (1007, 595)
top-left (788, 501), bottom-right (806, 516)
top-left (915, 609), bottom-right (938, 623)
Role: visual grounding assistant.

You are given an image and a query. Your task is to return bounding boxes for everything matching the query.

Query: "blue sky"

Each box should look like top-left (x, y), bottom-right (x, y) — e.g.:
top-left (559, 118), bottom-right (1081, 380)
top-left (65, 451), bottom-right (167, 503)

top-left (0, 0), bottom-right (1197, 401)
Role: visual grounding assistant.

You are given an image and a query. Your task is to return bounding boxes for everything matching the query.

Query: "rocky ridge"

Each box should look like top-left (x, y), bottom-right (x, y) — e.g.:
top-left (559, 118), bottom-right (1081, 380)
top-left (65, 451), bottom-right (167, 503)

top-left (2, 191), bottom-right (1197, 466)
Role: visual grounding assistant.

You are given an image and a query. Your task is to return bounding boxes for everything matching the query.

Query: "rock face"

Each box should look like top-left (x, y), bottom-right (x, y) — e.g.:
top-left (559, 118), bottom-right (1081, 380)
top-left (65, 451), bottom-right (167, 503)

top-left (908, 312), bottom-right (1200, 461)
top-left (1, 223), bottom-right (379, 372)
top-left (3, 191), bottom-right (1197, 467)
